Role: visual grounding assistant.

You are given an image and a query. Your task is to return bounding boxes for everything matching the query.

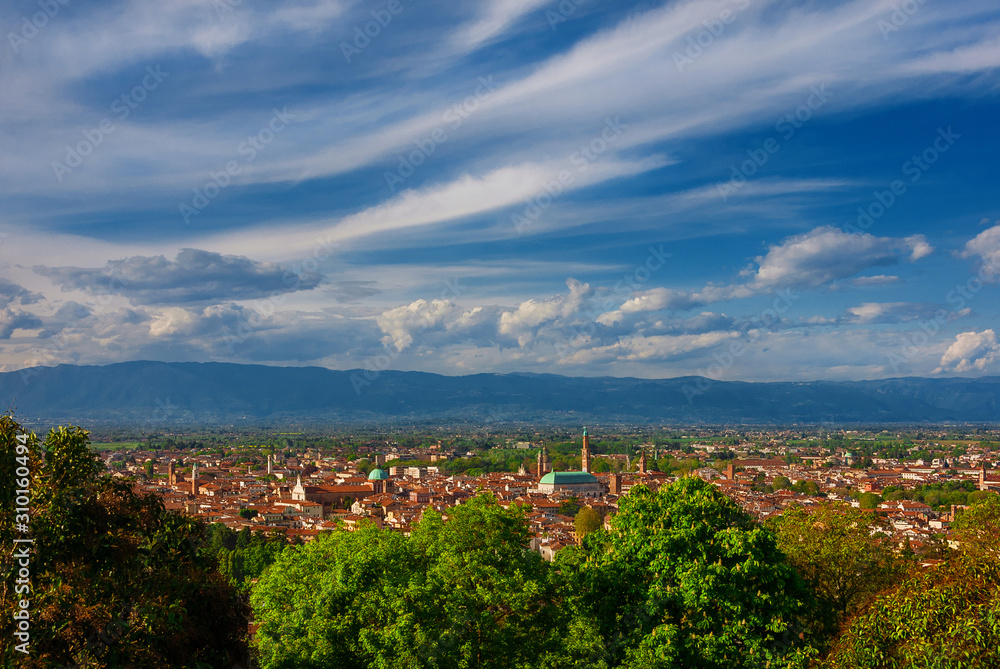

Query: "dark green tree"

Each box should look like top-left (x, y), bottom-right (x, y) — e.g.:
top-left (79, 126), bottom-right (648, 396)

top-left (768, 502), bottom-right (909, 648)
top-left (0, 416), bottom-right (250, 669)
top-left (575, 477), bottom-right (816, 668)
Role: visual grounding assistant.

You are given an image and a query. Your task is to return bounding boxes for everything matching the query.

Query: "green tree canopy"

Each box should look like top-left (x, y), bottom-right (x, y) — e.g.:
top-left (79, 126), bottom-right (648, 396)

top-left (0, 416), bottom-right (250, 669)
top-left (951, 492), bottom-right (1000, 558)
top-left (824, 554), bottom-right (1000, 669)
top-left (575, 478), bottom-right (815, 669)
top-left (252, 494), bottom-right (568, 668)
top-left (574, 506), bottom-right (603, 541)
top-left (768, 502), bottom-right (909, 647)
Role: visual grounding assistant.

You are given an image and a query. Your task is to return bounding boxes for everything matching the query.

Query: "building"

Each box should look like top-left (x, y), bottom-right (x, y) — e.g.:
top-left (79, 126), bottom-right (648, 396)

top-left (536, 471), bottom-right (603, 496)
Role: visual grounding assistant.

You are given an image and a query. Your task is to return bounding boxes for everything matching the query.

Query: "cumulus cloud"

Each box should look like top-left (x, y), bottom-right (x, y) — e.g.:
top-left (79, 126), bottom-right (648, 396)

top-left (960, 224), bottom-right (1000, 279)
top-left (934, 329), bottom-right (999, 373)
top-left (749, 227), bottom-right (932, 290)
top-left (377, 299), bottom-right (458, 351)
top-left (0, 279), bottom-right (42, 309)
top-left (498, 279), bottom-right (591, 345)
top-left (35, 249), bottom-right (322, 306)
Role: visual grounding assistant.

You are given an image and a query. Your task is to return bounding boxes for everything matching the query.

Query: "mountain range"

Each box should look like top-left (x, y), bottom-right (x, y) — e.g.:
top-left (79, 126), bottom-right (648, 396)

top-left (3, 361), bottom-right (1000, 426)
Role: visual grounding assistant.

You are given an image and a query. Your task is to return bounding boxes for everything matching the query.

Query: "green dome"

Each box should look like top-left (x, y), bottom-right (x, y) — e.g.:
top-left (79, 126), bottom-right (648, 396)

top-left (540, 471), bottom-right (598, 485)
top-left (368, 468), bottom-right (389, 480)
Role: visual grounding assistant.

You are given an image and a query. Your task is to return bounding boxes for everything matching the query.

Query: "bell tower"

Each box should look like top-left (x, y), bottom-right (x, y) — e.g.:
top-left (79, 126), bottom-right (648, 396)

top-left (581, 427), bottom-right (591, 473)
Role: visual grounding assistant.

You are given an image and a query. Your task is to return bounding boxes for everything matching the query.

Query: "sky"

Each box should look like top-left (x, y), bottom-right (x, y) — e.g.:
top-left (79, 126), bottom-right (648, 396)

top-left (1, 0), bottom-right (1000, 383)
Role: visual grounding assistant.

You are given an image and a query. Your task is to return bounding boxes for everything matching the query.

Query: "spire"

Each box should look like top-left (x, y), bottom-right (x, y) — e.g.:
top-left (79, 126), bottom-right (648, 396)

top-left (638, 448), bottom-right (647, 475)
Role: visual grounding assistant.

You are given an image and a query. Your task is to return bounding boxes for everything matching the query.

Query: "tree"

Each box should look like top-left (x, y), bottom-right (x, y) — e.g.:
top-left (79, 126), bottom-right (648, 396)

top-left (857, 492), bottom-right (881, 509)
top-left (252, 494), bottom-right (567, 668)
top-left (951, 492), bottom-right (1000, 558)
top-left (0, 416), bottom-right (250, 669)
top-left (768, 502), bottom-right (909, 647)
top-left (574, 506), bottom-right (603, 541)
top-left (773, 475), bottom-right (791, 490)
top-left (575, 478), bottom-right (816, 668)
top-left (824, 554), bottom-right (1000, 669)
top-left (558, 495), bottom-right (582, 517)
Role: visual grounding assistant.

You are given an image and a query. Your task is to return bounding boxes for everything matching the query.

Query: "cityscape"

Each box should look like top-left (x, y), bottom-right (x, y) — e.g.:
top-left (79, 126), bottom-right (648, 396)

top-left (4, 0), bottom-right (1000, 667)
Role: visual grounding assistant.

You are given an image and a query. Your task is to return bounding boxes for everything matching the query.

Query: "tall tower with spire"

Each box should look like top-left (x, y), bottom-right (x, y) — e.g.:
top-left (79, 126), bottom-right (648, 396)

top-left (581, 427), bottom-right (591, 473)
top-left (536, 446), bottom-right (551, 478)
top-left (638, 448), bottom-right (648, 475)
top-left (191, 462), bottom-right (198, 496)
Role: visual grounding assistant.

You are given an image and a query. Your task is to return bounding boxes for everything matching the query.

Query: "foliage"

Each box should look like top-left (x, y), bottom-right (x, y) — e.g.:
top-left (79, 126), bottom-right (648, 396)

top-left (218, 531), bottom-right (287, 588)
top-left (951, 492), bottom-right (1000, 558)
top-left (252, 495), bottom-right (568, 668)
top-left (881, 480), bottom-right (979, 510)
top-left (574, 506), bottom-right (603, 540)
top-left (574, 478), bottom-right (816, 668)
top-left (823, 554), bottom-right (1000, 669)
top-left (558, 496), bottom-right (582, 517)
top-left (768, 503), bottom-right (910, 648)
top-left (0, 415), bottom-right (250, 669)
top-left (857, 492), bottom-right (881, 509)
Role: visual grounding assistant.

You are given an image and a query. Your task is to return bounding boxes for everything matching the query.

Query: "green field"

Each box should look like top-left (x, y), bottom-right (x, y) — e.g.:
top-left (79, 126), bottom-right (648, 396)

top-left (90, 442), bottom-right (143, 451)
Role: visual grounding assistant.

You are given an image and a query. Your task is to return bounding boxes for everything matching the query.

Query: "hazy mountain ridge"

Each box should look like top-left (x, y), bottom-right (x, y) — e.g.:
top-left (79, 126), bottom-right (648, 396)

top-left (3, 361), bottom-right (1000, 425)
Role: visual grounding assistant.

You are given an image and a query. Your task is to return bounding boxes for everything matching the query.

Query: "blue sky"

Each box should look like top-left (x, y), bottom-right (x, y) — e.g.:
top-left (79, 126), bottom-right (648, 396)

top-left (2, 0), bottom-right (1000, 382)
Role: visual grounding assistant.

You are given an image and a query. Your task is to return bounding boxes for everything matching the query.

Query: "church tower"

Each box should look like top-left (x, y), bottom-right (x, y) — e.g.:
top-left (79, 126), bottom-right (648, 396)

top-left (191, 462), bottom-right (198, 496)
top-left (536, 447), bottom-right (551, 478)
top-left (168, 460), bottom-right (177, 486)
top-left (638, 448), bottom-right (648, 475)
top-left (581, 427), bottom-right (591, 473)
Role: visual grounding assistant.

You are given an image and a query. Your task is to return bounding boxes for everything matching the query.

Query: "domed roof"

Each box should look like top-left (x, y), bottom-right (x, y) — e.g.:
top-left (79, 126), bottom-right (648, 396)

top-left (368, 468), bottom-right (389, 480)
top-left (540, 471), bottom-right (598, 485)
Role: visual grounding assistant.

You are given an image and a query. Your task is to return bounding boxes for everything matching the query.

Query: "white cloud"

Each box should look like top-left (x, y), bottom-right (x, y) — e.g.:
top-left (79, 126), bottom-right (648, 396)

top-left (499, 278), bottom-right (591, 345)
top-left (961, 224), bottom-right (1000, 279)
top-left (377, 299), bottom-right (457, 351)
top-left (934, 330), bottom-right (999, 373)
top-left (450, 0), bottom-right (550, 51)
top-left (750, 227), bottom-right (932, 290)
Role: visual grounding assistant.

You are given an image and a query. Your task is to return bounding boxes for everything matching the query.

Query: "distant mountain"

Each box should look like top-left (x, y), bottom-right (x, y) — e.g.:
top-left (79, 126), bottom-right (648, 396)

top-left (3, 361), bottom-right (999, 426)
